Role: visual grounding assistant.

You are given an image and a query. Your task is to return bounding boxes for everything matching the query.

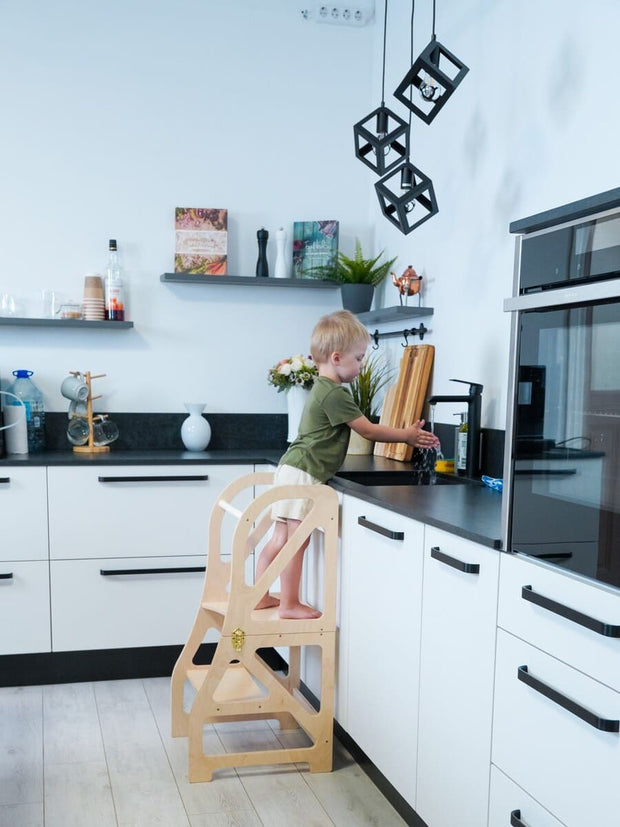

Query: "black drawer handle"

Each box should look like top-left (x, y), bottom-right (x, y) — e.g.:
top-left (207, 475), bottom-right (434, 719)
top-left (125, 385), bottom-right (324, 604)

top-left (357, 516), bottom-right (404, 540)
top-left (100, 566), bottom-right (206, 576)
top-left (97, 475), bottom-right (209, 483)
top-left (0, 477), bottom-right (10, 484)
top-left (522, 585), bottom-right (620, 638)
top-left (0, 572), bottom-right (13, 580)
top-left (510, 810), bottom-right (528, 827)
top-left (517, 665), bottom-right (619, 732)
top-left (431, 546), bottom-right (480, 574)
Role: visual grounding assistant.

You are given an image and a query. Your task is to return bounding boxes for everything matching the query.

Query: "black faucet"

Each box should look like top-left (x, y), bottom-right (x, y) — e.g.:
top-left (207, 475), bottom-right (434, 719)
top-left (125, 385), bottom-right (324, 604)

top-left (427, 379), bottom-right (483, 478)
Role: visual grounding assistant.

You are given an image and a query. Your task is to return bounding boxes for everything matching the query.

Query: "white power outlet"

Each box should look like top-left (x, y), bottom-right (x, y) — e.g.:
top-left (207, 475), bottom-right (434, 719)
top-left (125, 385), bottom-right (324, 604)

top-left (302, 3), bottom-right (375, 26)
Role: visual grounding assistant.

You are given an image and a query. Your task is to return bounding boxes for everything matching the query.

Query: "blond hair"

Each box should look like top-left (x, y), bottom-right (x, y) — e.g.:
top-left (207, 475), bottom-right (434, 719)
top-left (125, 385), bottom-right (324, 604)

top-left (310, 310), bottom-right (370, 364)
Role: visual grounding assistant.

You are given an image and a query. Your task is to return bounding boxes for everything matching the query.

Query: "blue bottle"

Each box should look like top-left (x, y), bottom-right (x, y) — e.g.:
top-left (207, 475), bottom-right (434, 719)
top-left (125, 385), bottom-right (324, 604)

top-left (6, 370), bottom-right (46, 452)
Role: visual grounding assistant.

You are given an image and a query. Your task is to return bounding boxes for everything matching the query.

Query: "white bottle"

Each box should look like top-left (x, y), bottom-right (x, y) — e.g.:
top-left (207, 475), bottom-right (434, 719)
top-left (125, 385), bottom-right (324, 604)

top-left (274, 227), bottom-right (288, 278)
top-left (105, 239), bottom-right (125, 321)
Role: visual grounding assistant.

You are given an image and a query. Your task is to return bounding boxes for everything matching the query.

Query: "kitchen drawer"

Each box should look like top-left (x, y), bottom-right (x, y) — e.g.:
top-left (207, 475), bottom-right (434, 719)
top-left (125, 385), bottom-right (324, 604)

top-left (47, 464), bottom-right (252, 560)
top-left (50, 555), bottom-right (210, 651)
top-left (498, 551), bottom-right (620, 692)
top-left (492, 628), bottom-right (620, 827)
top-left (488, 765), bottom-right (565, 827)
top-left (0, 467), bottom-right (48, 562)
top-left (0, 560), bottom-right (51, 654)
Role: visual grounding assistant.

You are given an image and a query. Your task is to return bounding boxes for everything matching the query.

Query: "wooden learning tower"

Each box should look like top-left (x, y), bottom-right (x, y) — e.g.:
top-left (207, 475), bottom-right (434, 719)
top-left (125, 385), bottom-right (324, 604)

top-left (171, 470), bottom-right (339, 781)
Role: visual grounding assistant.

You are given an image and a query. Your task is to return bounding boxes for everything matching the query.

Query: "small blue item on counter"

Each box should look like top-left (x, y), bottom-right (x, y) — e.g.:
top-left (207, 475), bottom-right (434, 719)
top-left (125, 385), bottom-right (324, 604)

top-left (481, 475), bottom-right (503, 492)
top-left (5, 369), bottom-right (46, 453)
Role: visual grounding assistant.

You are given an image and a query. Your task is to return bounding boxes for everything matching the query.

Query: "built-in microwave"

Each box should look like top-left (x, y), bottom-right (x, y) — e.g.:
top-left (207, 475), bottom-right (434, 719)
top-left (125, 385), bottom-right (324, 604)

top-left (503, 189), bottom-right (620, 591)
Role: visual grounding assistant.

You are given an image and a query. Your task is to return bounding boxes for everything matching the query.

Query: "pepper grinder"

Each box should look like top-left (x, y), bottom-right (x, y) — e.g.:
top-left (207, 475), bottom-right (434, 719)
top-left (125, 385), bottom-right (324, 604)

top-left (274, 226), bottom-right (287, 278)
top-left (256, 228), bottom-right (269, 277)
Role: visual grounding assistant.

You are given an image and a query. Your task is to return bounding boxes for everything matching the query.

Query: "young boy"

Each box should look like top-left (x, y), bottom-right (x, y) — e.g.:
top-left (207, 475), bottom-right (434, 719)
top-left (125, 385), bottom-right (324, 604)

top-left (256, 309), bottom-right (439, 619)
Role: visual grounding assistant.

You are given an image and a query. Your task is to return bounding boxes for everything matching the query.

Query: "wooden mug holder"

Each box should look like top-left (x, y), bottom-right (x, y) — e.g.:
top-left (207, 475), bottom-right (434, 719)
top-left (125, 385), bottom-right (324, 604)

top-left (70, 370), bottom-right (110, 453)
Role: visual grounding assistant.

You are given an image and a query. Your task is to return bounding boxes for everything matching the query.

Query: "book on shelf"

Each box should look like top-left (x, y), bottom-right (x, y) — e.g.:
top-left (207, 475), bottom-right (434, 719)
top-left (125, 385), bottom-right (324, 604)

top-left (292, 220), bottom-right (339, 278)
top-left (174, 207), bottom-right (228, 275)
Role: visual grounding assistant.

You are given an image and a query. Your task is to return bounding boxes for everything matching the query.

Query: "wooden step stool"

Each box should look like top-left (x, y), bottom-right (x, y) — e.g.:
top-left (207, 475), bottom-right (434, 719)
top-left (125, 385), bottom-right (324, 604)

top-left (171, 471), bottom-right (339, 781)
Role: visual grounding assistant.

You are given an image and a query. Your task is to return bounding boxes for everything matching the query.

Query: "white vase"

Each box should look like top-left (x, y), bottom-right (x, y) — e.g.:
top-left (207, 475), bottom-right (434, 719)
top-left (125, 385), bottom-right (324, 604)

top-left (287, 386), bottom-right (309, 443)
top-left (181, 403), bottom-right (211, 451)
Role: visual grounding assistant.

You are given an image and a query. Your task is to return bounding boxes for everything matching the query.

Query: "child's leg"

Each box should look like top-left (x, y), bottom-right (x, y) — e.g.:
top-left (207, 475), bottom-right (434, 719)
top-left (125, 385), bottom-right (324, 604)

top-left (279, 519), bottom-right (321, 620)
top-left (254, 519), bottom-right (288, 609)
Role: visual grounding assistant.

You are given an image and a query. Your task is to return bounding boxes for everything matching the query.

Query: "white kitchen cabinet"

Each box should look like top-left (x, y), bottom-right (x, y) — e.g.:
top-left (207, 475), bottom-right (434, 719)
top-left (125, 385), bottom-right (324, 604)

top-left (416, 527), bottom-right (500, 827)
top-left (0, 467), bottom-right (48, 561)
top-left (47, 464), bottom-right (252, 560)
top-left (340, 494), bottom-right (424, 806)
top-left (498, 551), bottom-right (620, 692)
top-left (0, 561), bottom-right (51, 654)
top-left (492, 628), bottom-right (620, 827)
top-left (50, 555), bottom-right (208, 651)
top-left (488, 765), bottom-right (565, 827)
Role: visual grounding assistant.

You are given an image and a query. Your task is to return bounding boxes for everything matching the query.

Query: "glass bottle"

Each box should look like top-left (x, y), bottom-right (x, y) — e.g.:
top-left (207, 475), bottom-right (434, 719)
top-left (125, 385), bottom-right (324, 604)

top-left (105, 239), bottom-right (125, 321)
top-left (455, 412), bottom-right (468, 476)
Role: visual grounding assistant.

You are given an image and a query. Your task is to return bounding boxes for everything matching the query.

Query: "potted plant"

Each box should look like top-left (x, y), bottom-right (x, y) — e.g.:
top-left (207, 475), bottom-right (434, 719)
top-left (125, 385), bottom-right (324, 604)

top-left (308, 239), bottom-right (397, 313)
top-left (268, 354), bottom-right (318, 442)
top-left (347, 352), bottom-right (394, 454)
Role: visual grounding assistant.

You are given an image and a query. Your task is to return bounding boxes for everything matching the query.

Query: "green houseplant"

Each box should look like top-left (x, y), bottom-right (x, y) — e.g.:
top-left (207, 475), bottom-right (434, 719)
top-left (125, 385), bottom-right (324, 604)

top-left (347, 352), bottom-right (394, 454)
top-left (309, 239), bottom-right (397, 313)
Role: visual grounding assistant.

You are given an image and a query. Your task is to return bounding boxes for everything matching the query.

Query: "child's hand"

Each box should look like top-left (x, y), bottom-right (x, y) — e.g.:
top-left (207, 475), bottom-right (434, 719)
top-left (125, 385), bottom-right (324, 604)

top-left (404, 419), bottom-right (440, 448)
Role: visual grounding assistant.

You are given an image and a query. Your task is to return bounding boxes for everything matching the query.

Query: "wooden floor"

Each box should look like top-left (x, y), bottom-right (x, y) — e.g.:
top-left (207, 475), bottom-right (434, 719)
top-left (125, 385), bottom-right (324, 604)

top-left (0, 677), bottom-right (408, 826)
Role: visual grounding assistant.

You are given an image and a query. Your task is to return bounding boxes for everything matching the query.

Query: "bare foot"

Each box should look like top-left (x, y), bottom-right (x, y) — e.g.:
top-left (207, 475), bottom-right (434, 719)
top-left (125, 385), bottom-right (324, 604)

top-left (255, 594), bottom-right (280, 610)
top-left (279, 602), bottom-right (322, 620)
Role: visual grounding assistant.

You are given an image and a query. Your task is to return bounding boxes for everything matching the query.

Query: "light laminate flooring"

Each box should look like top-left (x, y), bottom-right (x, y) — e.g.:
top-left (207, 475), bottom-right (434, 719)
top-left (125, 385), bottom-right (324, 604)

top-left (0, 677), bottom-right (407, 827)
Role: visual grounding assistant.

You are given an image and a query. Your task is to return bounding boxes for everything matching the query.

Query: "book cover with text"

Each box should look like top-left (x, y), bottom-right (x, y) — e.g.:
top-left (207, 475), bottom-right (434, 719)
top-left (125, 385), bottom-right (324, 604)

top-left (174, 207), bottom-right (228, 275)
top-left (292, 220), bottom-right (339, 278)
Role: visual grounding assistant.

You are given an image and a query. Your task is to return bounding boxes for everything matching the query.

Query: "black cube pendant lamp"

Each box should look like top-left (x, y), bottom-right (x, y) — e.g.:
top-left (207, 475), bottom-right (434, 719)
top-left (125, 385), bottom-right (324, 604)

top-left (375, 160), bottom-right (438, 234)
top-left (394, 0), bottom-right (468, 124)
top-left (353, 0), bottom-right (409, 176)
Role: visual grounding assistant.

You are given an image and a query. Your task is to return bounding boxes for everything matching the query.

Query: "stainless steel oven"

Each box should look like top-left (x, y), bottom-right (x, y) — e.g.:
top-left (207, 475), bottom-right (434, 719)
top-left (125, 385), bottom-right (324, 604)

top-left (503, 189), bottom-right (620, 591)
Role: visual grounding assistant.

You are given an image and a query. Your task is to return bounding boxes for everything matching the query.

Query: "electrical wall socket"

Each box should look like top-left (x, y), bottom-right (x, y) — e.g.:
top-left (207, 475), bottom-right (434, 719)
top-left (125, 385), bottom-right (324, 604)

top-left (301, 3), bottom-right (375, 26)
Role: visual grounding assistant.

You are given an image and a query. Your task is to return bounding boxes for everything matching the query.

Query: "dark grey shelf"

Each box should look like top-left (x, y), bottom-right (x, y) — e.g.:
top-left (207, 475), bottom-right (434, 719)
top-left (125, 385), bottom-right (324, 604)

top-left (160, 273), bottom-right (339, 288)
top-left (0, 317), bottom-right (133, 329)
top-left (357, 306), bottom-right (434, 324)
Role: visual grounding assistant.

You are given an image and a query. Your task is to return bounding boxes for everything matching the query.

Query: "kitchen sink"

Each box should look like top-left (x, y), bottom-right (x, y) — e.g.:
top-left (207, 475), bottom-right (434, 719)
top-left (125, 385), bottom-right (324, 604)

top-left (334, 470), bottom-right (467, 486)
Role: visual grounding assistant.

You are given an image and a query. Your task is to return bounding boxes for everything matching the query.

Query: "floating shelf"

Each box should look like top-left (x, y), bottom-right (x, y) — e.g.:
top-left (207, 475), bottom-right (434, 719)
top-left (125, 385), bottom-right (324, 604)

top-left (357, 306), bottom-right (434, 324)
top-left (0, 317), bottom-right (134, 329)
top-left (161, 273), bottom-right (339, 289)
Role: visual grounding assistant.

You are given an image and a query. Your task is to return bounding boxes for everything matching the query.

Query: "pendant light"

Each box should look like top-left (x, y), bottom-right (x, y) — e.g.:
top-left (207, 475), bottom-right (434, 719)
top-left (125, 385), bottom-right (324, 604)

top-left (353, 0), bottom-right (409, 176)
top-left (393, 0), bottom-right (468, 124)
top-left (374, 0), bottom-right (438, 234)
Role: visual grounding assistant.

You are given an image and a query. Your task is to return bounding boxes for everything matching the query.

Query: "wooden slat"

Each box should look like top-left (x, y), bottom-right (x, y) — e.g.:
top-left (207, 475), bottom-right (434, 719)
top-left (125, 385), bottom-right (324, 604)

top-left (384, 345), bottom-right (435, 462)
top-left (373, 382), bottom-right (398, 457)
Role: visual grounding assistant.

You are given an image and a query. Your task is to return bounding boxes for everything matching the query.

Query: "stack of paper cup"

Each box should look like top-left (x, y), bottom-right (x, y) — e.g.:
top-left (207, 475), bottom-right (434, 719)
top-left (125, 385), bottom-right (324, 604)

top-left (83, 274), bottom-right (105, 321)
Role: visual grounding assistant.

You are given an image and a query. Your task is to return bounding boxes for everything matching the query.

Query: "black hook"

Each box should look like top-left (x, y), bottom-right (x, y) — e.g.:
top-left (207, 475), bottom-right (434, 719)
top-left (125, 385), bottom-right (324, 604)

top-left (372, 329), bottom-right (380, 350)
top-left (417, 323), bottom-right (428, 341)
top-left (402, 329), bottom-right (409, 347)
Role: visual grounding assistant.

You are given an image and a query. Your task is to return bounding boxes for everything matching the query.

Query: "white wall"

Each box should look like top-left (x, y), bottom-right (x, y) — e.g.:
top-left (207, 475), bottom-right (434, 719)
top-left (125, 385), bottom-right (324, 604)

top-left (371, 0), bottom-right (620, 429)
top-left (1, 0), bottom-right (619, 431)
top-left (0, 0), bottom-right (374, 414)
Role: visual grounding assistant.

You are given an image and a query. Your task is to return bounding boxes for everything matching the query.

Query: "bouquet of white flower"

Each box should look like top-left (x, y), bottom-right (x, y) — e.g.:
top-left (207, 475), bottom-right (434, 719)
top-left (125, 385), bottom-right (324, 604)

top-left (268, 354), bottom-right (318, 393)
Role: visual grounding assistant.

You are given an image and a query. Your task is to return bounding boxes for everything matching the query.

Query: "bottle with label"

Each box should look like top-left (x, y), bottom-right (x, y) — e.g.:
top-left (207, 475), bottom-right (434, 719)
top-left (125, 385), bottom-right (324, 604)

top-left (455, 411), bottom-right (468, 476)
top-left (105, 239), bottom-right (125, 321)
top-left (5, 369), bottom-right (46, 453)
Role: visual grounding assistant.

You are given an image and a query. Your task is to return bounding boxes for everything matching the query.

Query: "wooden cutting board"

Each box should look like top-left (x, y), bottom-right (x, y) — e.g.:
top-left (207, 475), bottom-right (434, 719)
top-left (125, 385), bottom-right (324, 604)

top-left (373, 382), bottom-right (398, 457)
top-left (381, 345), bottom-right (435, 462)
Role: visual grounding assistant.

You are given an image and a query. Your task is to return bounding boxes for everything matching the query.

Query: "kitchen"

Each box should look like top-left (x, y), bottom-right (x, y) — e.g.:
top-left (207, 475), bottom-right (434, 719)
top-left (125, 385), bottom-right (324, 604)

top-left (1, 2), bottom-right (619, 826)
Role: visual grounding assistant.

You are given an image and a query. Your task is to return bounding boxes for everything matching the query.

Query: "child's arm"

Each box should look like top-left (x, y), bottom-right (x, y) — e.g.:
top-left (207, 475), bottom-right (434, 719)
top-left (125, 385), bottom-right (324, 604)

top-left (348, 416), bottom-right (439, 448)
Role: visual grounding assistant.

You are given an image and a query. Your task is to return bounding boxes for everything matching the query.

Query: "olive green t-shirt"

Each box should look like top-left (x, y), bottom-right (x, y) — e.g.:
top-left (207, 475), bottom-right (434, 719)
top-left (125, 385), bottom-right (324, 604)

top-left (279, 376), bottom-right (363, 483)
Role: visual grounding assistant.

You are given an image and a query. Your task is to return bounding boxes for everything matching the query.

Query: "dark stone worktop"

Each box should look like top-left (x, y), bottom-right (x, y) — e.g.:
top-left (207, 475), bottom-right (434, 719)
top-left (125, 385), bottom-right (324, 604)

top-left (0, 448), bottom-right (503, 550)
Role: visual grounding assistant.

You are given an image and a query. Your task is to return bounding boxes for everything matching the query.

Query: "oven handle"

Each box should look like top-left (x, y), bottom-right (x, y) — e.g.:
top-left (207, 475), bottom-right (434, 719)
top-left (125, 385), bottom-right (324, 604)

top-left (517, 665), bottom-right (619, 732)
top-left (513, 469), bottom-right (576, 476)
top-left (522, 585), bottom-right (620, 638)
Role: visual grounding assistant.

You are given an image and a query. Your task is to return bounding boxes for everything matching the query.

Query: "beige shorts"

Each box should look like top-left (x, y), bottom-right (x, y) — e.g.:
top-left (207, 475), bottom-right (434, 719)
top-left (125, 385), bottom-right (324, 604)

top-left (271, 464), bottom-right (321, 522)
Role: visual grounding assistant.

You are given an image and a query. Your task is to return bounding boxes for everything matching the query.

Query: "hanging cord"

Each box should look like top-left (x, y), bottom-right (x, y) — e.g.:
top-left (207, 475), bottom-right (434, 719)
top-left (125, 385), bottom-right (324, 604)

top-left (380, 0), bottom-right (388, 105)
top-left (406, 0), bottom-right (416, 152)
top-left (432, 0), bottom-right (436, 38)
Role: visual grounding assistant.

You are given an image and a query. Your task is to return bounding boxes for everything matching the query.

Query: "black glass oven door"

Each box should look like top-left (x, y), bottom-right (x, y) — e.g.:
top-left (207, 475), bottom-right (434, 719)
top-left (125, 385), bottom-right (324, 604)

top-left (510, 298), bottom-right (620, 588)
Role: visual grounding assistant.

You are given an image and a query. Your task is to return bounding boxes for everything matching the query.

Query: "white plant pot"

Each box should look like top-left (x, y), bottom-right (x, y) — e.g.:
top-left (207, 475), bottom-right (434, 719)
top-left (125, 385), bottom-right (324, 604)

top-left (287, 386), bottom-right (309, 443)
top-left (347, 430), bottom-right (374, 455)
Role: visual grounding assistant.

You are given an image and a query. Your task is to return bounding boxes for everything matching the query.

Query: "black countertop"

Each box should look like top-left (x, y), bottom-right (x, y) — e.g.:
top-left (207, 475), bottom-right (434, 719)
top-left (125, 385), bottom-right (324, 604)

top-left (0, 449), bottom-right (503, 550)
